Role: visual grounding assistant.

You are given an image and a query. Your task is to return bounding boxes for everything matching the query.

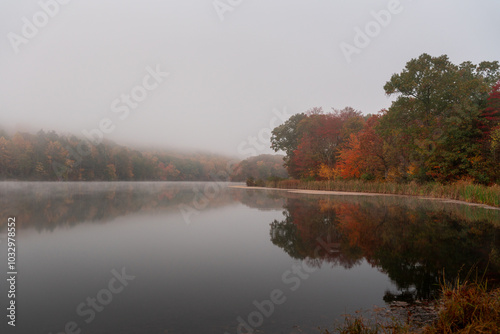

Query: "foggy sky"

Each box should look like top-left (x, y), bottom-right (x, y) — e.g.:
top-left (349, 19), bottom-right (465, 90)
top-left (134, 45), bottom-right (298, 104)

top-left (1, 0), bottom-right (499, 157)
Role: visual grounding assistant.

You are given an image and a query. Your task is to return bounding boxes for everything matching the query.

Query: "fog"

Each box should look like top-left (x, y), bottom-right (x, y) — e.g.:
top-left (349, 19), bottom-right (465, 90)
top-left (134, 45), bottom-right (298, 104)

top-left (1, 0), bottom-right (499, 157)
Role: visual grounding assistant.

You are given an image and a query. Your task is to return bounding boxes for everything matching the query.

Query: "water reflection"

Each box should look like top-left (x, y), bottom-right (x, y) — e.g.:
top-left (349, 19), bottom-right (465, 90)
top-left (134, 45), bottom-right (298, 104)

top-left (1, 182), bottom-right (499, 333)
top-left (0, 182), bottom-right (237, 231)
top-left (269, 194), bottom-right (500, 302)
top-left (0, 183), bottom-right (289, 232)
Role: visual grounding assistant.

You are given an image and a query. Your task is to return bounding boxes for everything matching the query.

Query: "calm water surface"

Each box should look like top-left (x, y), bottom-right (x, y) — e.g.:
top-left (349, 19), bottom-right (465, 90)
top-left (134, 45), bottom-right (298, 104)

top-left (0, 182), bottom-right (499, 334)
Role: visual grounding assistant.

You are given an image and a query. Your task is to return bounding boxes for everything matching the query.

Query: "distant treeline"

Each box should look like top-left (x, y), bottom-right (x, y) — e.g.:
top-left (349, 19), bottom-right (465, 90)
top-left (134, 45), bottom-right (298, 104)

top-left (230, 154), bottom-right (288, 182)
top-left (271, 54), bottom-right (500, 184)
top-left (0, 129), bottom-right (236, 181)
top-left (0, 128), bottom-right (288, 182)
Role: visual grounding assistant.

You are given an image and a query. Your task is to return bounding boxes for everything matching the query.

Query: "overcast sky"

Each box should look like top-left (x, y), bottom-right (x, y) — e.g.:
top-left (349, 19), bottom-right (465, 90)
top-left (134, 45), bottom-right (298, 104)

top-left (1, 0), bottom-right (499, 157)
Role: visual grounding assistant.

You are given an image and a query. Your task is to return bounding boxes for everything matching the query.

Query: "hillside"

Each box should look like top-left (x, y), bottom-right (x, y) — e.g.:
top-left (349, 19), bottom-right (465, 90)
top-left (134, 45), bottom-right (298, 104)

top-left (230, 154), bottom-right (288, 181)
top-left (0, 128), bottom-right (236, 181)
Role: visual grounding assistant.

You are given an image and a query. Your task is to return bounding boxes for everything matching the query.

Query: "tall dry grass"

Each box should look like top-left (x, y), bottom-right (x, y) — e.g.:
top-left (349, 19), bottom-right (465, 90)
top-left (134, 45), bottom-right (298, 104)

top-left (323, 271), bottom-right (500, 334)
top-left (423, 282), bottom-right (500, 333)
top-left (265, 180), bottom-right (500, 207)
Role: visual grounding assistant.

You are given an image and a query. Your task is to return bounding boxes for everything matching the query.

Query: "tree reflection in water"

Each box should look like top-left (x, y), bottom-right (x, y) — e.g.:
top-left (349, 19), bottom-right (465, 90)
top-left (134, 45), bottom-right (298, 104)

top-left (270, 194), bottom-right (500, 302)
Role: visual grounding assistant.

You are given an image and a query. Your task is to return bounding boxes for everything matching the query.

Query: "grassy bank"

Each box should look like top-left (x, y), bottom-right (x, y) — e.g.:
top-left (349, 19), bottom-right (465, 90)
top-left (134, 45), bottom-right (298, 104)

top-left (323, 280), bottom-right (500, 334)
top-left (264, 179), bottom-right (500, 208)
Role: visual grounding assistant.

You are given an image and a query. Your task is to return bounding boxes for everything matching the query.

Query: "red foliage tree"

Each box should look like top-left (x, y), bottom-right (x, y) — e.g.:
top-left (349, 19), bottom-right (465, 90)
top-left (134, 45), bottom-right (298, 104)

top-left (479, 81), bottom-right (500, 138)
top-left (291, 114), bottom-right (344, 178)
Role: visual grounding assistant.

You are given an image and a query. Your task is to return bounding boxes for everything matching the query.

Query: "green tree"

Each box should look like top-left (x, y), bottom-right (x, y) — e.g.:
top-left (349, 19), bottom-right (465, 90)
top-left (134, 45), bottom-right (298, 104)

top-left (270, 112), bottom-right (307, 173)
top-left (381, 53), bottom-right (500, 182)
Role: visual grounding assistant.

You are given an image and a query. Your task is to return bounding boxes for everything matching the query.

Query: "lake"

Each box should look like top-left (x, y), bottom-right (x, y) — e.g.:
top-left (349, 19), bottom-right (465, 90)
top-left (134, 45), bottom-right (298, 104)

top-left (0, 182), bottom-right (499, 334)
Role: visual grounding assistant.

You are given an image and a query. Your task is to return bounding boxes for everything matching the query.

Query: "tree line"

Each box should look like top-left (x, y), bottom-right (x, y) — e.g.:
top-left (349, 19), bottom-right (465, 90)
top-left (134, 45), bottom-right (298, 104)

top-left (0, 128), bottom-right (288, 182)
top-left (230, 154), bottom-right (288, 182)
top-left (0, 129), bottom-right (233, 181)
top-left (271, 54), bottom-right (500, 184)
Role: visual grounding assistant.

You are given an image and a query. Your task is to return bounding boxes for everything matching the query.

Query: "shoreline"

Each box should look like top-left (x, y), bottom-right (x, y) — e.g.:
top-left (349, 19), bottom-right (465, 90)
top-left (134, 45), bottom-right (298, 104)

top-left (229, 185), bottom-right (500, 211)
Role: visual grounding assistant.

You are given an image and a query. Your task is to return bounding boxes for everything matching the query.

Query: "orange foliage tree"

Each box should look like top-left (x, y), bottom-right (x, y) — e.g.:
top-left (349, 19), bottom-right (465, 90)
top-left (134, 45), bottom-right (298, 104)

top-left (337, 114), bottom-right (388, 179)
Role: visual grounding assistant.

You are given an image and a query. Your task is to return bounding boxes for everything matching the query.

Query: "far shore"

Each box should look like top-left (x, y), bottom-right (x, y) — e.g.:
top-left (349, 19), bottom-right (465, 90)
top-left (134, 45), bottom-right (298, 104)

top-left (229, 185), bottom-right (500, 211)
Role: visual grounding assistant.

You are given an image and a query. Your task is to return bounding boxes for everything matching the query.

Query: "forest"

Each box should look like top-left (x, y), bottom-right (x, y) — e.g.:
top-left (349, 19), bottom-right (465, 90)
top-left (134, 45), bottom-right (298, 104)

top-left (230, 154), bottom-right (288, 182)
top-left (271, 54), bottom-right (500, 185)
top-left (0, 127), bottom-right (287, 182)
top-left (0, 128), bottom-right (236, 181)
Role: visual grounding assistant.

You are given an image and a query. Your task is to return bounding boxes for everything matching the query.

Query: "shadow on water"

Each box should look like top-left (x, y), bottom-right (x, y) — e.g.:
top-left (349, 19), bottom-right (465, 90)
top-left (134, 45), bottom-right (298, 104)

top-left (268, 193), bottom-right (500, 303)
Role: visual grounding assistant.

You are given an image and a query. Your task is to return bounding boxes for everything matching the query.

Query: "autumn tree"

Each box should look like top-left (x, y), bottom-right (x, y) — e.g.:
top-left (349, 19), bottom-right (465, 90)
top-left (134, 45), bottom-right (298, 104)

top-left (338, 110), bottom-right (365, 140)
top-left (479, 81), bottom-right (500, 137)
top-left (272, 107), bottom-right (363, 179)
top-left (0, 136), bottom-right (13, 178)
top-left (158, 162), bottom-right (180, 181)
top-left (292, 112), bottom-right (345, 178)
top-left (0, 128), bottom-right (237, 181)
top-left (382, 53), bottom-right (500, 183)
top-left (45, 140), bottom-right (70, 180)
top-left (10, 133), bottom-right (35, 177)
top-left (110, 147), bottom-right (134, 180)
top-left (491, 128), bottom-right (500, 163)
top-left (479, 81), bottom-right (500, 181)
top-left (338, 114), bottom-right (388, 179)
top-left (337, 133), bottom-right (364, 179)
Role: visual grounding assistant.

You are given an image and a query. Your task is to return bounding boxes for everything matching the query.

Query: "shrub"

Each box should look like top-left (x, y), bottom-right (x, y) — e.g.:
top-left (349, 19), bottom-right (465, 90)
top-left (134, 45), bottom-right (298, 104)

top-left (255, 178), bottom-right (266, 187)
top-left (246, 176), bottom-right (255, 187)
top-left (361, 173), bottom-right (375, 181)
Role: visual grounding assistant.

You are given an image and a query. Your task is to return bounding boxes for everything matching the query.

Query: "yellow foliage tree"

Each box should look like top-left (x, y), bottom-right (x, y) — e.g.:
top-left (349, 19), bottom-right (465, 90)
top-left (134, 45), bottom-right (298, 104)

top-left (317, 163), bottom-right (339, 180)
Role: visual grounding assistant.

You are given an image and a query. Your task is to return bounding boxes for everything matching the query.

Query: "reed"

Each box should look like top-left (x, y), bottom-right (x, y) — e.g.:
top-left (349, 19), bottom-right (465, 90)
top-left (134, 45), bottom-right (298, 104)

top-left (323, 271), bottom-right (500, 334)
top-left (264, 180), bottom-right (500, 207)
top-left (423, 278), bottom-right (500, 333)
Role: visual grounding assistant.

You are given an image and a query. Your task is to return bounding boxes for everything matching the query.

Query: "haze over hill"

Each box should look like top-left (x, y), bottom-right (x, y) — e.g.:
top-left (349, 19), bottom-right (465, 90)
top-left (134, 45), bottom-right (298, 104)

top-left (0, 127), bottom-right (289, 181)
top-left (1, 1), bottom-right (499, 156)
